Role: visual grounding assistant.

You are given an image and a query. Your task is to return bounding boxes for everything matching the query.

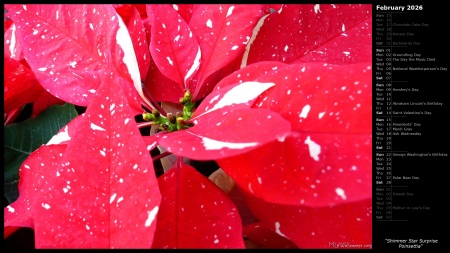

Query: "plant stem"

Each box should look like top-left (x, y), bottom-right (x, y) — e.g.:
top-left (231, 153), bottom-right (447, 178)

top-left (152, 151), bottom-right (172, 162)
top-left (136, 121), bottom-right (156, 129)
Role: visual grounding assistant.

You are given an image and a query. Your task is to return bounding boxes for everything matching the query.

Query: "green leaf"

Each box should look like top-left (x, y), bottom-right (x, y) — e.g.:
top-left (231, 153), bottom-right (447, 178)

top-left (4, 103), bottom-right (78, 204)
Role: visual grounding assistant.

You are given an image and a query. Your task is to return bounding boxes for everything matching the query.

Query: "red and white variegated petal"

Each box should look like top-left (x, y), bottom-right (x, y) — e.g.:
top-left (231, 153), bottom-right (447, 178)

top-left (157, 107), bottom-right (291, 160)
top-left (152, 163), bottom-right (244, 248)
top-left (5, 4), bottom-right (143, 113)
top-left (150, 5), bottom-right (201, 90)
top-left (246, 4), bottom-right (372, 64)
top-left (188, 4), bottom-right (265, 100)
top-left (5, 73), bottom-right (161, 248)
top-left (217, 62), bottom-right (372, 206)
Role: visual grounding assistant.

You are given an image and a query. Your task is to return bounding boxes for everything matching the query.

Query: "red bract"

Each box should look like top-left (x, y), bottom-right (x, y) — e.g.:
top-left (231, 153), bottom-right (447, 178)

top-left (217, 62), bottom-right (372, 206)
top-left (126, 6), bottom-right (150, 81)
top-left (245, 4), bottom-right (372, 65)
top-left (153, 162), bottom-right (243, 248)
top-left (145, 4), bottom-right (266, 103)
top-left (242, 222), bottom-right (298, 249)
top-left (243, 191), bottom-right (372, 249)
top-left (5, 4), bottom-right (143, 113)
top-left (4, 57), bottom-right (43, 115)
top-left (4, 25), bottom-right (65, 119)
top-left (4, 75), bottom-right (161, 248)
top-left (154, 80), bottom-right (291, 160)
top-left (150, 5), bottom-right (201, 90)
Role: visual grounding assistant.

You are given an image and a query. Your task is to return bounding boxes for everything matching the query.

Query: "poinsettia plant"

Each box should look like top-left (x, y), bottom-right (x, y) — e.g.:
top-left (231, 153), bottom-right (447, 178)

top-left (4, 4), bottom-right (372, 249)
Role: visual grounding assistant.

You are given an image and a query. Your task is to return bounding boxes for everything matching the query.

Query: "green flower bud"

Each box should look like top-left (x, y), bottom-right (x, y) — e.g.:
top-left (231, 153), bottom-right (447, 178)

top-left (152, 109), bottom-right (160, 118)
top-left (167, 113), bottom-right (176, 124)
top-left (142, 112), bottom-right (154, 122)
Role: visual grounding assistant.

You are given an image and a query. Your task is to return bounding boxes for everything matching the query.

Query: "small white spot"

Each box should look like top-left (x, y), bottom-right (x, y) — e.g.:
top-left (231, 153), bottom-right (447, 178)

top-left (342, 24), bottom-right (346, 32)
top-left (117, 196), bottom-right (124, 203)
top-left (336, 188), bottom-right (347, 200)
top-left (42, 203), bottom-right (51, 209)
top-left (299, 105), bottom-right (311, 119)
top-left (110, 193), bottom-right (117, 204)
top-left (214, 239), bottom-right (219, 244)
top-left (32, 29), bottom-right (38, 35)
top-left (226, 6), bottom-right (234, 17)
top-left (275, 222), bottom-right (288, 238)
top-left (284, 45), bottom-right (289, 52)
top-left (231, 45), bottom-right (238, 50)
top-left (166, 56), bottom-right (173, 65)
top-left (24, 165), bottom-right (30, 169)
top-left (318, 112), bottom-right (325, 119)
top-left (257, 177), bottom-right (262, 184)
top-left (174, 35), bottom-right (180, 42)
top-left (119, 178), bottom-right (124, 183)
top-left (173, 4), bottom-right (178, 11)
top-left (88, 89), bottom-right (96, 93)
top-left (56, 171), bottom-right (60, 177)
top-left (86, 224), bottom-right (90, 230)
top-left (38, 67), bottom-right (47, 71)
top-left (69, 61), bottom-right (77, 68)
top-left (63, 188), bottom-right (68, 193)
top-left (89, 23), bottom-right (94, 30)
top-left (124, 118), bottom-right (130, 124)
top-left (162, 23), bottom-right (166, 29)
top-left (145, 206), bottom-right (159, 227)
top-left (206, 19), bottom-right (213, 28)
top-left (91, 123), bottom-right (106, 131)
top-left (314, 4), bottom-right (321, 14)
top-left (133, 164), bottom-right (138, 170)
top-left (100, 150), bottom-right (106, 156)
top-left (277, 134), bottom-right (287, 142)
top-left (343, 51), bottom-right (350, 55)
top-left (110, 103), bottom-right (115, 111)
top-left (7, 206), bottom-right (15, 213)
top-left (304, 136), bottom-right (321, 161)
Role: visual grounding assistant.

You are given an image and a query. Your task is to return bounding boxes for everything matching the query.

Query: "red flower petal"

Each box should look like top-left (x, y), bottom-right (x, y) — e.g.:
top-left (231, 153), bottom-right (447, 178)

top-left (127, 6), bottom-right (150, 81)
top-left (246, 4), bottom-right (372, 64)
top-left (244, 192), bottom-right (372, 249)
top-left (189, 4), bottom-right (265, 99)
top-left (4, 57), bottom-right (44, 114)
top-left (5, 4), bottom-right (142, 113)
top-left (5, 74), bottom-right (161, 248)
top-left (217, 63), bottom-right (372, 206)
top-left (150, 5), bottom-right (201, 89)
top-left (152, 162), bottom-right (244, 248)
top-left (243, 222), bottom-right (298, 249)
top-left (157, 107), bottom-right (291, 160)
